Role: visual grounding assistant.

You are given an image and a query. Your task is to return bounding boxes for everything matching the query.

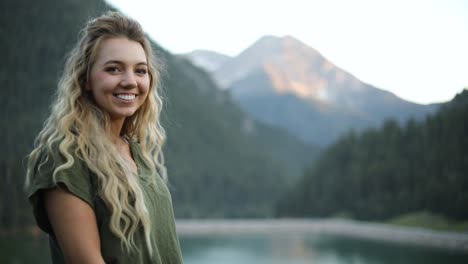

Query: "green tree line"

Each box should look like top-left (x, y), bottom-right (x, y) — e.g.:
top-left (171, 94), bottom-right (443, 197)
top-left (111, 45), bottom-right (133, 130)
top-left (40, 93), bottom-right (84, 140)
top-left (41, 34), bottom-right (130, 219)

top-left (277, 89), bottom-right (468, 221)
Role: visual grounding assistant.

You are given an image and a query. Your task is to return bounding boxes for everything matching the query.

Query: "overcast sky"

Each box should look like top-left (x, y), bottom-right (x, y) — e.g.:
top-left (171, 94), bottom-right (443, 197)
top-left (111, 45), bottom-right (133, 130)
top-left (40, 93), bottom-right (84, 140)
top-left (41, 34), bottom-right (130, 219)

top-left (107, 0), bottom-right (468, 104)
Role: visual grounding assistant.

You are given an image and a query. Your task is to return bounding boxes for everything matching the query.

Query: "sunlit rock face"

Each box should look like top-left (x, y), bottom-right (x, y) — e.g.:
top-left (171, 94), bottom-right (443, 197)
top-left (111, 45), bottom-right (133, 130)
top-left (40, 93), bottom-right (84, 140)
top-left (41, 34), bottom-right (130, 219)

top-left (213, 35), bottom-right (357, 106)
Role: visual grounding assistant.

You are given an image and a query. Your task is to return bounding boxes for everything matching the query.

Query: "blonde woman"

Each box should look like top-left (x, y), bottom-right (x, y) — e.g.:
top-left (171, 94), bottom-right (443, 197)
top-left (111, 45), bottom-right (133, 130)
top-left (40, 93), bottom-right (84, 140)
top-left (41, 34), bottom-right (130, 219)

top-left (26, 11), bottom-right (183, 263)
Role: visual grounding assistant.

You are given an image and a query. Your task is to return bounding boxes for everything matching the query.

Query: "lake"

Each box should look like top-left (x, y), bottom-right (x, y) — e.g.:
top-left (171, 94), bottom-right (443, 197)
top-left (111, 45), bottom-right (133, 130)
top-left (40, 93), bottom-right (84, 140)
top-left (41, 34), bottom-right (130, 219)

top-left (180, 233), bottom-right (468, 264)
top-left (2, 232), bottom-right (468, 263)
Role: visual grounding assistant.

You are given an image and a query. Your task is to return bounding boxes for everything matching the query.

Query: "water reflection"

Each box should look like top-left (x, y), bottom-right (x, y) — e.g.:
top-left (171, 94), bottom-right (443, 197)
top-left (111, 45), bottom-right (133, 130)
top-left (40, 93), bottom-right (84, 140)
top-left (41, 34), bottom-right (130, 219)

top-left (2, 232), bottom-right (468, 264)
top-left (180, 233), bottom-right (468, 264)
top-left (270, 234), bottom-right (315, 260)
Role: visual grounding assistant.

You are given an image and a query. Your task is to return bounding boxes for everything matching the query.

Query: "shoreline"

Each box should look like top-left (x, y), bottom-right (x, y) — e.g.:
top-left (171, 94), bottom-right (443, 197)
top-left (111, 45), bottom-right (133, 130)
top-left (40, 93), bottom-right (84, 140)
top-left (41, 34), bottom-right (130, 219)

top-left (176, 219), bottom-right (468, 252)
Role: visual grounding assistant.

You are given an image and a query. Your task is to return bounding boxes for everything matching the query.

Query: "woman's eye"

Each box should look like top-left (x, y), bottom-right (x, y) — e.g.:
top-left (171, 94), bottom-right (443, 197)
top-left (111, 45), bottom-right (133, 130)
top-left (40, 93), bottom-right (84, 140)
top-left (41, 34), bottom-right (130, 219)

top-left (136, 68), bottom-right (147, 75)
top-left (105, 66), bottom-right (121, 73)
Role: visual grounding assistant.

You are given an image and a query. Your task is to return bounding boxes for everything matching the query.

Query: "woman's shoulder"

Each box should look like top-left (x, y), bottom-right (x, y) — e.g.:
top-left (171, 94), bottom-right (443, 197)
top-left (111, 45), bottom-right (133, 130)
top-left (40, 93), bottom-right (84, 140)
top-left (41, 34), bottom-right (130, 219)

top-left (27, 140), bottom-right (95, 204)
top-left (31, 141), bottom-right (87, 177)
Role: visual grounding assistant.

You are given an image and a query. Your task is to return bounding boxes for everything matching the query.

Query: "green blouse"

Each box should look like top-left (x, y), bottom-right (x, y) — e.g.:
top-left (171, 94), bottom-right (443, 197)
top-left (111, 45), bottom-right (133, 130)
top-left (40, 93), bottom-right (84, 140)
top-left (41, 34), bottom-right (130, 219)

top-left (27, 141), bottom-right (183, 264)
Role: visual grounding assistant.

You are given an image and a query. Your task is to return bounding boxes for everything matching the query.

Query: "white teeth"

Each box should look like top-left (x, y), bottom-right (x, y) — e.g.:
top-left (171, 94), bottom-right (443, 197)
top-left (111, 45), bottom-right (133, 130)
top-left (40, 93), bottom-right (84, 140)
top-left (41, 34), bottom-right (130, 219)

top-left (116, 94), bottom-right (136, 101)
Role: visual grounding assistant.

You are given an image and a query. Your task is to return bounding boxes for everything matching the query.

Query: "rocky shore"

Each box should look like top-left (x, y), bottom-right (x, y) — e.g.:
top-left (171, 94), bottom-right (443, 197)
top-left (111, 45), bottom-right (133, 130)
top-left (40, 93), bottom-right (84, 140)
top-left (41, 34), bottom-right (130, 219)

top-left (176, 219), bottom-right (468, 252)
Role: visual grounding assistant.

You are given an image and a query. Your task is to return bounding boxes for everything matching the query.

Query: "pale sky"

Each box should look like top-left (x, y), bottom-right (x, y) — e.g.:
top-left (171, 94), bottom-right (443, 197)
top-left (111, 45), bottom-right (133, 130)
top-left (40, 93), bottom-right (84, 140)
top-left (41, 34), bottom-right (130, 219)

top-left (107, 0), bottom-right (468, 104)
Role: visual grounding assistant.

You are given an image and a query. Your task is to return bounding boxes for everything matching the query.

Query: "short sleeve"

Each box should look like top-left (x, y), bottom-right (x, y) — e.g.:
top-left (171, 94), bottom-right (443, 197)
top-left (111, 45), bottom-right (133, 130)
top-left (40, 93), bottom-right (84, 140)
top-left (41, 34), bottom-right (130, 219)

top-left (26, 146), bottom-right (95, 234)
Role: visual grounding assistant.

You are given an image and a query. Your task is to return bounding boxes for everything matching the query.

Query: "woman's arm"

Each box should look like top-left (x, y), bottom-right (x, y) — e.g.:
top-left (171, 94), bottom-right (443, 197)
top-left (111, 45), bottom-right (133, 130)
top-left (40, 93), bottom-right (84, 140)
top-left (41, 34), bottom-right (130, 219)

top-left (45, 187), bottom-right (105, 264)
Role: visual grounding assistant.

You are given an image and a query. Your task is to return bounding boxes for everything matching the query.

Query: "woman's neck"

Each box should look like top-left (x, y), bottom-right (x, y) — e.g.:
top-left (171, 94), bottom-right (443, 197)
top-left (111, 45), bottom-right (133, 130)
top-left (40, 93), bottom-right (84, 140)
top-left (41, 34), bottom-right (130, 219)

top-left (109, 117), bottom-right (125, 143)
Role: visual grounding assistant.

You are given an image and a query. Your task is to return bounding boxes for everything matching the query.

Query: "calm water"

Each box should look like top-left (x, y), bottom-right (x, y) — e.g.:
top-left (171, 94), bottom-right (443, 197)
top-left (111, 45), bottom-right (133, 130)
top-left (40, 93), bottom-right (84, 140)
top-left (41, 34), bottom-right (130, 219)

top-left (180, 233), bottom-right (468, 264)
top-left (2, 233), bottom-right (468, 263)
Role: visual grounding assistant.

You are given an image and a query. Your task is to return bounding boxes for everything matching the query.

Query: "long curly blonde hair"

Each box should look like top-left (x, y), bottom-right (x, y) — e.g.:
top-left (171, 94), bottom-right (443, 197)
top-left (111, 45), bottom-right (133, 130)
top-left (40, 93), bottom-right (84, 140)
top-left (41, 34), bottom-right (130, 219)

top-left (26, 11), bottom-right (166, 255)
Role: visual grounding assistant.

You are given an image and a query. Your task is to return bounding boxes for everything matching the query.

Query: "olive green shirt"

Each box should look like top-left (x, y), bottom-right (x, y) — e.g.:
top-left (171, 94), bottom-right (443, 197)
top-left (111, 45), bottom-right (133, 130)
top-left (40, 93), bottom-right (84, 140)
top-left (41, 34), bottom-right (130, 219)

top-left (27, 141), bottom-right (183, 264)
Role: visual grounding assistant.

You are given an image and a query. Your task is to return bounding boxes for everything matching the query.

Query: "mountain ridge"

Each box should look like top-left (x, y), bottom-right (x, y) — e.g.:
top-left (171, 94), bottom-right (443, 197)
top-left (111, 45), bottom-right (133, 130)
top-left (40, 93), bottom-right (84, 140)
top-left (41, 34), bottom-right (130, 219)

top-left (182, 49), bottom-right (231, 73)
top-left (183, 35), bottom-right (438, 145)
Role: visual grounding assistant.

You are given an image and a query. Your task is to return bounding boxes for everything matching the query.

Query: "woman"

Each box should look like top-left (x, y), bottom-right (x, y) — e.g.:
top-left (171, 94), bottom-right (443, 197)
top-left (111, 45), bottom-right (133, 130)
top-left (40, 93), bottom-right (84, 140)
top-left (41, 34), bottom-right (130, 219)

top-left (26, 11), bottom-right (183, 263)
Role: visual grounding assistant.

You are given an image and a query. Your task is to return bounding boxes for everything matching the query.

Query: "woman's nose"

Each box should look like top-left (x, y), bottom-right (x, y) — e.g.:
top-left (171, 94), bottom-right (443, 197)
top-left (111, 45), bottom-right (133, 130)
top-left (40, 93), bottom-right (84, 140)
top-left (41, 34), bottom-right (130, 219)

top-left (120, 71), bottom-right (137, 88)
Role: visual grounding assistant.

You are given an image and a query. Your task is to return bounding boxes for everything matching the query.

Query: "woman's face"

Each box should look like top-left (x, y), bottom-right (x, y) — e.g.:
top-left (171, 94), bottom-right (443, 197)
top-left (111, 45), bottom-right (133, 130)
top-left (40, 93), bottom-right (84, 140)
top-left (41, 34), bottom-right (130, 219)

top-left (88, 37), bottom-right (150, 122)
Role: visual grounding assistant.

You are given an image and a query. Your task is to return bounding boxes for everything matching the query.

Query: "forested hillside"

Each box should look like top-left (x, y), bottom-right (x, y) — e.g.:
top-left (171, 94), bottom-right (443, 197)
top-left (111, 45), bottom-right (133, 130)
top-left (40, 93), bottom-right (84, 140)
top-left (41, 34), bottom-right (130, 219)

top-left (277, 89), bottom-right (468, 221)
top-left (1, 0), bottom-right (318, 230)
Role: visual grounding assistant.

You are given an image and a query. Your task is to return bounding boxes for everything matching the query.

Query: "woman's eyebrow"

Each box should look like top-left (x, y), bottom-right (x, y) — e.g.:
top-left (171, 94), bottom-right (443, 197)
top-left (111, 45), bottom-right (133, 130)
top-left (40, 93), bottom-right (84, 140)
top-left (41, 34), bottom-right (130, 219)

top-left (104, 60), bottom-right (147, 66)
top-left (104, 60), bottom-right (123, 65)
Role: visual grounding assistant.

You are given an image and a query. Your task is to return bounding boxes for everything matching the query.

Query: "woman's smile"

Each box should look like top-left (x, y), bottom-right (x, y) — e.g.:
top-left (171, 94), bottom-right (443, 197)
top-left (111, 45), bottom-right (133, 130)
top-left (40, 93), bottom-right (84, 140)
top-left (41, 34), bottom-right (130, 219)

top-left (114, 93), bottom-right (137, 102)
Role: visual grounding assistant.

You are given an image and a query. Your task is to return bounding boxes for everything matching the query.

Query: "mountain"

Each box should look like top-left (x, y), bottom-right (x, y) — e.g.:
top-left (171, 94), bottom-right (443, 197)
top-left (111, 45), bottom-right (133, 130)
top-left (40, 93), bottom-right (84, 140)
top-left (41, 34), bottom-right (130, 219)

top-left (276, 88), bottom-right (468, 221)
top-left (1, 0), bottom-right (320, 228)
top-left (186, 35), bottom-right (439, 145)
top-left (181, 49), bottom-right (231, 73)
